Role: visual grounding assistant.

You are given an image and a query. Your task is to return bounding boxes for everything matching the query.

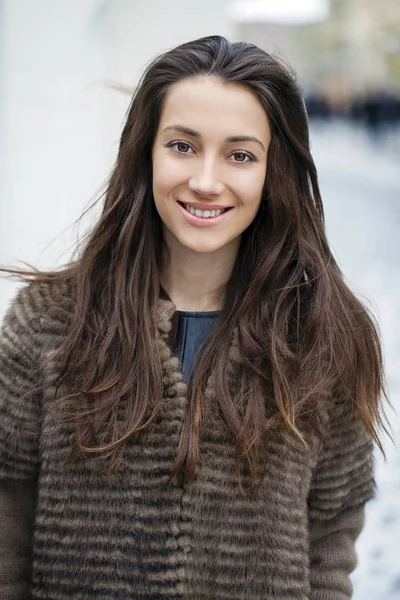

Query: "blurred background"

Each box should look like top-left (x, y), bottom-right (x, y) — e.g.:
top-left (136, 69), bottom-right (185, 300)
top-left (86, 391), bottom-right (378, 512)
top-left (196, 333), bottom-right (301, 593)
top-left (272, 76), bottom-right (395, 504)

top-left (0, 1), bottom-right (399, 598)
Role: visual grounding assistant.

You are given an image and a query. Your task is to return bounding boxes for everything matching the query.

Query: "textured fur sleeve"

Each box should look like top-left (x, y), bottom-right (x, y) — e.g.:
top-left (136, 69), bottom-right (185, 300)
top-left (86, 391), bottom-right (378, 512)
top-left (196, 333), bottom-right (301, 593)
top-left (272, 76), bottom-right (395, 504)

top-left (308, 397), bottom-right (376, 600)
top-left (0, 283), bottom-right (45, 481)
top-left (0, 283), bottom-right (47, 598)
top-left (0, 480), bottom-right (37, 599)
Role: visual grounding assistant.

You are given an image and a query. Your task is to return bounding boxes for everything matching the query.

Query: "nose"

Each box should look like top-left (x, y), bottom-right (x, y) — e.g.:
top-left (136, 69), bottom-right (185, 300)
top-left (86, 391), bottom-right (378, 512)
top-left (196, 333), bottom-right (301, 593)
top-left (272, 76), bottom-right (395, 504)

top-left (188, 157), bottom-right (225, 197)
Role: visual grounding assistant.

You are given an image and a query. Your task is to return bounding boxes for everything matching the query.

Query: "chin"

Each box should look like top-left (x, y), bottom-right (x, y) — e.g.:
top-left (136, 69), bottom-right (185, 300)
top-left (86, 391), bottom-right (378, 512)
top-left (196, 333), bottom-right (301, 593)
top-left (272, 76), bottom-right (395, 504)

top-left (182, 240), bottom-right (225, 254)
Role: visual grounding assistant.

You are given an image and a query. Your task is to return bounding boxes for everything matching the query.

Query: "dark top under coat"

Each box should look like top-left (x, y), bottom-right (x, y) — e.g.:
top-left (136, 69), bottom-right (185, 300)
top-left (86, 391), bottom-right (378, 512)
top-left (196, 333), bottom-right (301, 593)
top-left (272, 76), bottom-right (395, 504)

top-left (173, 311), bottom-right (219, 383)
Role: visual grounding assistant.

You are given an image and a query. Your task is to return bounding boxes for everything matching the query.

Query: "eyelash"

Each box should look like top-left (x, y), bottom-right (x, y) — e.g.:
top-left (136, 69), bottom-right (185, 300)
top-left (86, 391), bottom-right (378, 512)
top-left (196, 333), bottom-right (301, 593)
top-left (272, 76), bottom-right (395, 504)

top-left (165, 140), bottom-right (257, 164)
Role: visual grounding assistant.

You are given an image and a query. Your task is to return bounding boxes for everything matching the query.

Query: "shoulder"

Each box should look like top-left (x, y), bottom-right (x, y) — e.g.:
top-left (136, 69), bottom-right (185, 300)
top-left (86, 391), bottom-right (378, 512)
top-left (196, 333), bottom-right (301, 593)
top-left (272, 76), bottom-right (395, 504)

top-left (1, 277), bottom-right (75, 358)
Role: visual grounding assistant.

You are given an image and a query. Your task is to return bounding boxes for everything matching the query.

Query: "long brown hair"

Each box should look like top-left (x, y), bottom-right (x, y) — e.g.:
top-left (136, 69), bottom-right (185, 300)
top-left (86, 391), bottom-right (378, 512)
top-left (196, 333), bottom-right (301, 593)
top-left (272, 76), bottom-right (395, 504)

top-left (2, 36), bottom-right (388, 486)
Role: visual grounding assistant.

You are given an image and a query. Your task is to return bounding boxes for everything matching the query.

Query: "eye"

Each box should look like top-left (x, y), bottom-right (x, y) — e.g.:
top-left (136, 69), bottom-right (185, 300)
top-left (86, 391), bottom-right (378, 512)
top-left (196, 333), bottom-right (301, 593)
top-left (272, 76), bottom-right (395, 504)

top-left (229, 151), bottom-right (256, 164)
top-left (166, 141), bottom-right (194, 154)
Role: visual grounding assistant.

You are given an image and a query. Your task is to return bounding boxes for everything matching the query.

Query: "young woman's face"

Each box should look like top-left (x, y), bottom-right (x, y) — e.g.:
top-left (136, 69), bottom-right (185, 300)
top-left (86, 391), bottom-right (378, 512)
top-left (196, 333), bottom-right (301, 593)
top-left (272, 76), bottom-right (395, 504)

top-left (152, 76), bottom-right (271, 255)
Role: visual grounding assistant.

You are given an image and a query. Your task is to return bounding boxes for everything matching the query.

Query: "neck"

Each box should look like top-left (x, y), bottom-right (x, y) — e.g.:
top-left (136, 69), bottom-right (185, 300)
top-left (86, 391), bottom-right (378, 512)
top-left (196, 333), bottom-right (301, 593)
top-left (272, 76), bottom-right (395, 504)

top-left (160, 232), bottom-right (240, 312)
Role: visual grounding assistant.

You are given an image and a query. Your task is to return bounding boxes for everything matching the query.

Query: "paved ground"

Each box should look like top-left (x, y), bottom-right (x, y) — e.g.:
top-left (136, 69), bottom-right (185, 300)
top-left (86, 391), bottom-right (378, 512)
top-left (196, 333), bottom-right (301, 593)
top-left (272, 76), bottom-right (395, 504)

top-left (310, 120), bottom-right (400, 600)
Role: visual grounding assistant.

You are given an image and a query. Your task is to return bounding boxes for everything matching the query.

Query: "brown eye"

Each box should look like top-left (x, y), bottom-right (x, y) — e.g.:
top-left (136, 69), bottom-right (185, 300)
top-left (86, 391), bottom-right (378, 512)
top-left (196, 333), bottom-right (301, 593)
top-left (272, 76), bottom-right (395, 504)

top-left (231, 151), bottom-right (255, 163)
top-left (177, 142), bottom-right (190, 153)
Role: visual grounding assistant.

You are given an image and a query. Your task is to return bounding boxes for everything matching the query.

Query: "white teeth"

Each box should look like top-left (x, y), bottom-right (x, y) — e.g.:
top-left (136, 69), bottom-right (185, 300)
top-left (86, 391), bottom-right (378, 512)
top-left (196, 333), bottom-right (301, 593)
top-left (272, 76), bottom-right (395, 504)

top-left (183, 204), bottom-right (224, 218)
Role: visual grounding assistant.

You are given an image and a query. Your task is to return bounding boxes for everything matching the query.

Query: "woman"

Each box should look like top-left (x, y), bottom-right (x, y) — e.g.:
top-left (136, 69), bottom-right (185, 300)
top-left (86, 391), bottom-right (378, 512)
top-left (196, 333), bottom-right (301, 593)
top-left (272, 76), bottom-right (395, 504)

top-left (0, 35), bottom-right (387, 599)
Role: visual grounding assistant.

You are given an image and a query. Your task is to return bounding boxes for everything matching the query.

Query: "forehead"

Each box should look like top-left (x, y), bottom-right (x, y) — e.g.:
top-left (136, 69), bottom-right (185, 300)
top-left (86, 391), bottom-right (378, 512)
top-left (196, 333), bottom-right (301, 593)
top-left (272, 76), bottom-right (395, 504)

top-left (158, 76), bottom-right (270, 141)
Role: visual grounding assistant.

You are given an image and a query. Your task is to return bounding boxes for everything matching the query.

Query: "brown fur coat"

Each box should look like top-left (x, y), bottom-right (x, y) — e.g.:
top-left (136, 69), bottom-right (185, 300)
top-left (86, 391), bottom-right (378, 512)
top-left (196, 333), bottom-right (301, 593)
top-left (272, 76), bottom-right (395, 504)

top-left (0, 280), bottom-right (375, 599)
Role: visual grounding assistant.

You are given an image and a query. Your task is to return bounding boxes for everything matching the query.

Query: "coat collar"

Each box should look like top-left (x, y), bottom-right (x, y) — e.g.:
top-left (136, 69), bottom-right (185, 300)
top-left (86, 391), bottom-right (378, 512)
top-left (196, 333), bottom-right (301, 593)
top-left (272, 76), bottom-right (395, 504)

top-left (157, 284), bottom-right (241, 386)
top-left (158, 285), bottom-right (179, 350)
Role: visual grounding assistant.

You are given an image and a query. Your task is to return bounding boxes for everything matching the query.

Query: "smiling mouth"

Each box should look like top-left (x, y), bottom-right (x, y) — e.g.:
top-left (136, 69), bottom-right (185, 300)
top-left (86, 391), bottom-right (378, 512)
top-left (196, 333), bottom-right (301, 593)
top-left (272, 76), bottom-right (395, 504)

top-left (177, 201), bottom-right (233, 218)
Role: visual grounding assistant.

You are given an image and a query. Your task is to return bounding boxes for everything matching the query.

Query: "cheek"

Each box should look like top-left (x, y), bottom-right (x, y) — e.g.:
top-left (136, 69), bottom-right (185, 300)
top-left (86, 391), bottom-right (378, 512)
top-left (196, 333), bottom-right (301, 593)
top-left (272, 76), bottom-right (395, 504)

top-left (153, 154), bottom-right (185, 197)
top-left (233, 170), bottom-right (266, 208)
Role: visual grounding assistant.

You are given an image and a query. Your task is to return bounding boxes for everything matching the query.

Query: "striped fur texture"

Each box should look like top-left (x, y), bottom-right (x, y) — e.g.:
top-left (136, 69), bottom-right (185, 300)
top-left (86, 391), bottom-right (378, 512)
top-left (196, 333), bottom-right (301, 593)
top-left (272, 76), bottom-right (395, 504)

top-left (0, 281), bottom-right (375, 599)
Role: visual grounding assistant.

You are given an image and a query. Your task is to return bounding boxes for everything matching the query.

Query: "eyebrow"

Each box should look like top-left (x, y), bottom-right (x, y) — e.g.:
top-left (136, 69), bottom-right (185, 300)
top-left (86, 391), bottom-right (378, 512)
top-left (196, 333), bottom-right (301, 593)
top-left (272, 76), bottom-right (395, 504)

top-left (161, 125), bottom-right (266, 152)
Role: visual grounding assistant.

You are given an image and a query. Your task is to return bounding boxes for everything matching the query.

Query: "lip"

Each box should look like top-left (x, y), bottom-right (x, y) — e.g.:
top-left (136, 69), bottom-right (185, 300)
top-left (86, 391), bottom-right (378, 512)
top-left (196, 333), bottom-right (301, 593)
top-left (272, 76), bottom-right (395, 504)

top-left (177, 200), bottom-right (233, 228)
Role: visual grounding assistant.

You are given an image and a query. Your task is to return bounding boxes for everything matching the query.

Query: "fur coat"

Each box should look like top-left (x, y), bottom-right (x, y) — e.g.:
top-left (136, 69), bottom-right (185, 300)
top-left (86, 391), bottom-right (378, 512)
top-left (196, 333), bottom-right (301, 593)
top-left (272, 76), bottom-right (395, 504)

top-left (0, 280), bottom-right (375, 599)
